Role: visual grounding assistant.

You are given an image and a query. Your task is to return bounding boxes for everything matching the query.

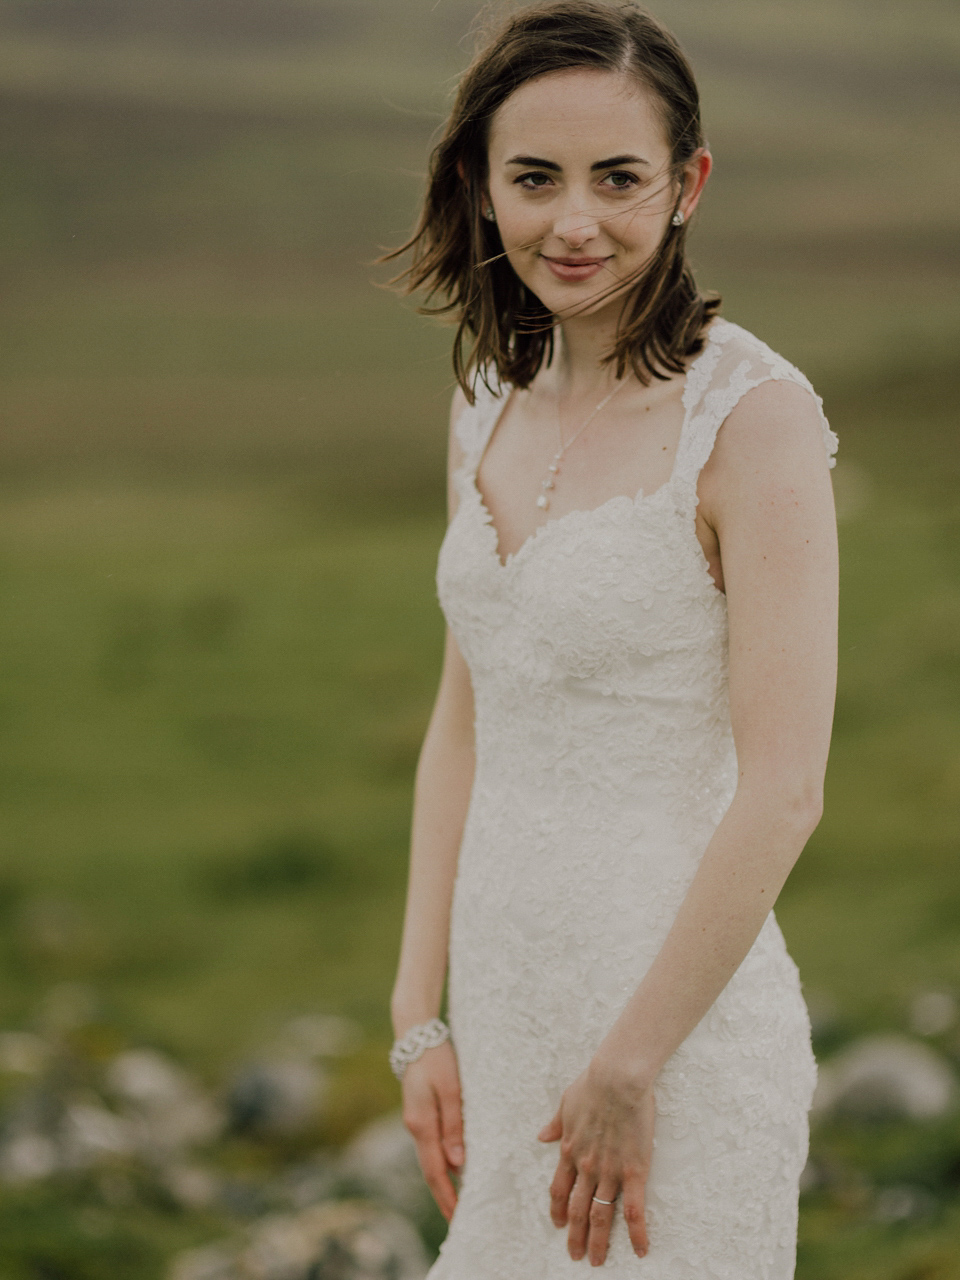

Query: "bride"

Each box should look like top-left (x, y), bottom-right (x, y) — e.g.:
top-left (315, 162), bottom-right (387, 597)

top-left (386, 3), bottom-right (838, 1276)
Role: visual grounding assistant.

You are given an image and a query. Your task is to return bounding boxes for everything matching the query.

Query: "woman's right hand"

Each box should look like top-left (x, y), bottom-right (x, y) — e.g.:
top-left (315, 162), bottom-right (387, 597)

top-left (401, 1040), bottom-right (465, 1221)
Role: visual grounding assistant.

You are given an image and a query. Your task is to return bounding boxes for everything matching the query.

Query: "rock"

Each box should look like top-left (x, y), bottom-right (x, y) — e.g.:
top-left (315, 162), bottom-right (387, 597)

top-left (338, 1114), bottom-right (431, 1221)
top-left (169, 1244), bottom-right (239, 1280)
top-left (273, 1153), bottom-right (339, 1211)
top-left (167, 1201), bottom-right (428, 1280)
top-left (0, 1044), bottom-right (222, 1183)
top-left (0, 1077), bottom-right (68, 1182)
top-left (872, 1183), bottom-right (938, 1223)
top-left (62, 1101), bottom-right (135, 1166)
top-left (814, 1035), bottom-right (957, 1121)
top-left (0, 1031), bottom-right (50, 1075)
top-left (240, 1200), bottom-right (428, 1280)
top-left (161, 1162), bottom-right (222, 1211)
top-left (0, 1131), bottom-right (59, 1182)
top-left (909, 991), bottom-right (957, 1038)
top-left (278, 1016), bottom-right (362, 1060)
top-left (107, 1049), bottom-right (224, 1151)
top-left (226, 1059), bottom-right (326, 1138)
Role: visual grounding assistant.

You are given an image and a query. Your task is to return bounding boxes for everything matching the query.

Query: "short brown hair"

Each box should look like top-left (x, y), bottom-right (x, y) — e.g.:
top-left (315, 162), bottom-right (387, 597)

top-left (384, 0), bottom-right (720, 400)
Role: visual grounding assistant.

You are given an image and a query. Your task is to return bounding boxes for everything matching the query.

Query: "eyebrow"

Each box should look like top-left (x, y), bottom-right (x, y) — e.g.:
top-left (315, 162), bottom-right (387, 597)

top-left (505, 153), bottom-right (651, 171)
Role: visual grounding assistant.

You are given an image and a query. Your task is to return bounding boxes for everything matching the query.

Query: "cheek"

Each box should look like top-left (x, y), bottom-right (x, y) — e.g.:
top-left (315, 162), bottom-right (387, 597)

top-left (609, 198), bottom-right (663, 240)
top-left (497, 205), bottom-right (547, 252)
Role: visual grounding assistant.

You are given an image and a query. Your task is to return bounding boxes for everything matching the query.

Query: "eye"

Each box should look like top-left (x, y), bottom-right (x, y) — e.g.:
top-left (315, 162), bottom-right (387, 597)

top-left (601, 171), bottom-right (640, 190)
top-left (514, 171), bottom-right (554, 189)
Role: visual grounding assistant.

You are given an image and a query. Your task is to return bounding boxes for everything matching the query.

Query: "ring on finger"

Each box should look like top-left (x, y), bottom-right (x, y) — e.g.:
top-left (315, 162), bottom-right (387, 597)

top-left (592, 1194), bottom-right (617, 1206)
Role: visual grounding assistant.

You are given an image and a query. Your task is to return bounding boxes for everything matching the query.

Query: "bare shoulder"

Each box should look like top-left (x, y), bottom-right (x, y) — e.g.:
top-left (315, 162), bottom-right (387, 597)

top-left (699, 378), bottom-right (832, 526)
top-left (448, 385), bottom-right (471, 472)
top-left (449, 386), bottom-right (470, 456)
top-left (712, 377), bottom-right (826, 468)
top-left (446, 385), bottom-right (471, 518)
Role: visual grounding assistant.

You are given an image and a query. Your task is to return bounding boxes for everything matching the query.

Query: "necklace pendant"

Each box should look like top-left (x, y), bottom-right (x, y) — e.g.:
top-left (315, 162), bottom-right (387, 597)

top-left (536, 494), bottom-right (549, 510)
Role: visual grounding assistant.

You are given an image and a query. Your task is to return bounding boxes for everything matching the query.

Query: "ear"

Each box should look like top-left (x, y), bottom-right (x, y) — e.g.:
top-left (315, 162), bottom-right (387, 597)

top-left (678, 147), bottom-right (712, 221)
top-left (457, 158), bottom-right (492, 219)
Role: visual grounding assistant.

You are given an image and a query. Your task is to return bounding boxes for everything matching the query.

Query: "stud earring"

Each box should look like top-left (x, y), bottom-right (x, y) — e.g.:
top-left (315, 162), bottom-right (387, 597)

top-left (671, 210), bottom-right (685, 226)
top-left (483, 205), bottom-right (497, 222)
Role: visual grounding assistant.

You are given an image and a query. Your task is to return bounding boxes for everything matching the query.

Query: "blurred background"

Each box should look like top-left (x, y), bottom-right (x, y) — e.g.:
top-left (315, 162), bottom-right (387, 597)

top-left (0, 0), bottom-right (957, 1275)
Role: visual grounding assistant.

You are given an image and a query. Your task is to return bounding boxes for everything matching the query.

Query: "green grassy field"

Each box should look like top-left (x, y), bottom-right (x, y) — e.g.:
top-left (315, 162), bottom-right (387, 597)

top-left (0, 307), bottom-right (958, 1063)
top-left (0, 0), bottom-right (958, 1275)
top-left (1, 310), bottom-right (959, 1279)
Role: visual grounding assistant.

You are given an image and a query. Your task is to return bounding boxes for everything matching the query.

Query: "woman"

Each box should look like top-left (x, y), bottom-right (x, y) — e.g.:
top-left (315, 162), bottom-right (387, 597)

top-left (387, 3), bottom-right (838, 1276)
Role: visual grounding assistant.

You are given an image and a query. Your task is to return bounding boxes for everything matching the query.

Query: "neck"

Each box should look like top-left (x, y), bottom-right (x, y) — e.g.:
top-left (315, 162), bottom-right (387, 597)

top-left (551, 300), bottom-right (627, 399)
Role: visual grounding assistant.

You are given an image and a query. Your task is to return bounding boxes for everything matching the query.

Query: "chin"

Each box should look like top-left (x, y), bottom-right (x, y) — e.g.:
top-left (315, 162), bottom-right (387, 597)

top-left (524, 276), bottom-right (623, 318)
top-left (549, 284), bottom-right (631, 322)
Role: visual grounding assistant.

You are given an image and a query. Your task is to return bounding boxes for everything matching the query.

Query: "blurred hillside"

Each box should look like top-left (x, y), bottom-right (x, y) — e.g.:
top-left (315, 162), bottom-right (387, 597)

top-left (0, 0), bottom-right (956, 488)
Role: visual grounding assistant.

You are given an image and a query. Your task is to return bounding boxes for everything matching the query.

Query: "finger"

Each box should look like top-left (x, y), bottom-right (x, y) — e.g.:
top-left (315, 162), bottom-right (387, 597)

top-left (566, 1173), bottom-right (596, 1262)
top-left (621, 1170), bottom-right (649, 1259)
top-left (438, 1083), bottom-right (465, 1168)
top-left (587, 1181), bottom-right (619, 1267)
top-left (404, 1105), bottom-right (457, 1221)
top-left (418, 1140), bottom-right (458, 1221)
top-left (548, 1150), bottom-right (578, 1228)
top-left (538, 1108), bottom-right (563, 1143)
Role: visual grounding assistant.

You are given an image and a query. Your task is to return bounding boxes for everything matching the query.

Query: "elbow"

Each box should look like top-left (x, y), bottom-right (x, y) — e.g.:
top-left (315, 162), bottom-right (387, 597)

top-left (737, 773), bottom-right (824, 840)
top-left (780, 778), bottom-right (824, 840)
top-left (793, 785), bottom-right (824, 837)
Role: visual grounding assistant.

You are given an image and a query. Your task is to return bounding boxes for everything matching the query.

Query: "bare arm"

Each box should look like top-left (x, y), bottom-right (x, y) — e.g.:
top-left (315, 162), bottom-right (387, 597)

top-left (390, 627), bottom-right (475, 1035)
top-left (598, 378), bottom-right (837, 1079)
top-left (391, 387), bottom-right (476, 1219)
top-left (540, 379), bottom-right (838, 1264)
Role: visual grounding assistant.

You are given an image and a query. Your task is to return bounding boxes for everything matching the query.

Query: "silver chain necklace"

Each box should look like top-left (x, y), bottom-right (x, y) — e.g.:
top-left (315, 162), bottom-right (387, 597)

top-left (536, 377), bottom-right (628, 511)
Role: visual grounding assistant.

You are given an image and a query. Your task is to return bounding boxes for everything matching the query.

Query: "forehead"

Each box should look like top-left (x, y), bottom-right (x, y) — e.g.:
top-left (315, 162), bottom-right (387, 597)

top-left (488, 67), bottom-right (668, 162)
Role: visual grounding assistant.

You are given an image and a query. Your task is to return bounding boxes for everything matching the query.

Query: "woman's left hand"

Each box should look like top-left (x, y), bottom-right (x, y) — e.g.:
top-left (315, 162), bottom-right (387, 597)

top-left (538, 1058), bottom-right (655, 1266)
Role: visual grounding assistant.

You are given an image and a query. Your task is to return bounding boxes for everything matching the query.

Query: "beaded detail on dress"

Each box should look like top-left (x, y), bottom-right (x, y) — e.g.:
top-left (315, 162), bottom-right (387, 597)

top-left (430, 320), bottom-right (835, 1280)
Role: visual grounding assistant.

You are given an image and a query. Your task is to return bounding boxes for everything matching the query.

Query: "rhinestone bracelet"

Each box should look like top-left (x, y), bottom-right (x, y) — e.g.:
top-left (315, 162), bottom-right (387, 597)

top-left (389, 1018), bottom-right (451, 1081)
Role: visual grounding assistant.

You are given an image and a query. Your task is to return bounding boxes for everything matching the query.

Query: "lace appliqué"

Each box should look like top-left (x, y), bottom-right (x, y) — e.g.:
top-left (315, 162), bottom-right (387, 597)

top-left (431, 320), bottom-right (829, 1280)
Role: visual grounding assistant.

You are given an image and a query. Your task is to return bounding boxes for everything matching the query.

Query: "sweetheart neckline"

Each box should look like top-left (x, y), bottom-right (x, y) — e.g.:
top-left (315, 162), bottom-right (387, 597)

top-left (465, 323), bottom-right (724, 570)
top-left (465, 468), bottom-right (678, 571)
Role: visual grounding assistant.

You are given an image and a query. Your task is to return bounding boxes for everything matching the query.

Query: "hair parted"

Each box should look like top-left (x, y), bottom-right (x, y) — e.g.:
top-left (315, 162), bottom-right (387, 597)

top-left (382, 0), bottom-right (720, 401)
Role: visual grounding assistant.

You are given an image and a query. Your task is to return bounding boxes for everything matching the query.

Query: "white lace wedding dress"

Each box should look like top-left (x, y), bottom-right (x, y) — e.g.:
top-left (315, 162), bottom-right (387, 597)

top-left (431, 318), bottom-right (837, 1280)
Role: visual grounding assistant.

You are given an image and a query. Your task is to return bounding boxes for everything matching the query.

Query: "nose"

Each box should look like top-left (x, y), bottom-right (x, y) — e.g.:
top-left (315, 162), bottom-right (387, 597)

top-left (552, 203), bottom-right (601, 250)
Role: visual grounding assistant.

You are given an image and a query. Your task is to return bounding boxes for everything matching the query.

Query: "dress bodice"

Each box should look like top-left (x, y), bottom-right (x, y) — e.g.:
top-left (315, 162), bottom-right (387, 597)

top-left (437, 318), bottom-right (837, 846)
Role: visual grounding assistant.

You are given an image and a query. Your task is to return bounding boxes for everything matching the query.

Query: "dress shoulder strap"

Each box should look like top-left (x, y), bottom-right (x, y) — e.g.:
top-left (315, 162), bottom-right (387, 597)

top-left (672, 318), bottom-right (838, 498)
top-left (453, 370), bottom-right (509, 471)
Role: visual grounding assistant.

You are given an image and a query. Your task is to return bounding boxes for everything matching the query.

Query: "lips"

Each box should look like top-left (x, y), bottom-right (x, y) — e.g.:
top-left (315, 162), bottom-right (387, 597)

top-left (540, 255), bottom-right (613, 283)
